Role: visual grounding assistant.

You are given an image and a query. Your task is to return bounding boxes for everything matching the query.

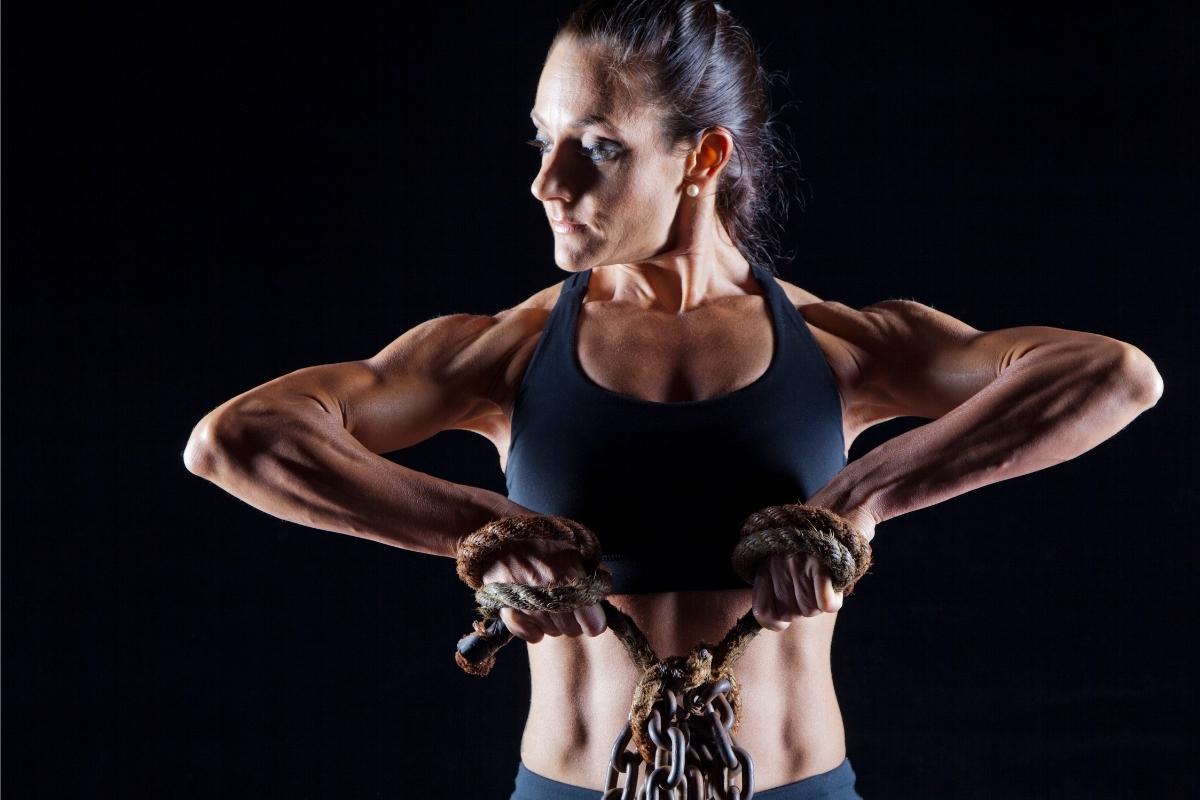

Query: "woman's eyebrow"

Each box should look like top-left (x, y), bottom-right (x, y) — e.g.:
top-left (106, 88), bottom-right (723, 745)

top-left (530, 110), bottom-right (617, 130)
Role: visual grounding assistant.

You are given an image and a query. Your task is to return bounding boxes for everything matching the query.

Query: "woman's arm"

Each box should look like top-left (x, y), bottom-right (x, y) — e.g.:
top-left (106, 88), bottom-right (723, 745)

top-left (185, 397), bottom-right (518, 558)
top-left (183, 313), bottom-right (536, 558)
top-left (755, 302), bottom-right (1162, 626)
top-left (806, 300), bottom-right (1164, 529)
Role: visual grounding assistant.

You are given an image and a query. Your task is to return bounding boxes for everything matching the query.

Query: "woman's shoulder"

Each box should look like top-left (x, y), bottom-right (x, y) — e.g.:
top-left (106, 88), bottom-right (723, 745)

top-left (483, 277), bottom-right (574, 369)
top-left (497, 278), bottom-right (567, 318)
top-left (770, 274), bottom-right (854, 337)
top-left (772, 274), bottom-right (826, 309)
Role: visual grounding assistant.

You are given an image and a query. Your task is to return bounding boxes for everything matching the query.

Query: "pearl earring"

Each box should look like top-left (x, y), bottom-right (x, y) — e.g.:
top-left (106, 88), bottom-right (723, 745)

top-left (686, 183), bottom-right (700, 197)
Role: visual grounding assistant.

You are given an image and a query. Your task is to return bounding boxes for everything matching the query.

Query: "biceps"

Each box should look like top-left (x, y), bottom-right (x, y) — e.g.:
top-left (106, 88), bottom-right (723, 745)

top-left (342, 364), bottom-right (485, 454)
top-left (855, 300), bottom-right (995, 420)
top-left (876, 324), bottom-right (1067, 420)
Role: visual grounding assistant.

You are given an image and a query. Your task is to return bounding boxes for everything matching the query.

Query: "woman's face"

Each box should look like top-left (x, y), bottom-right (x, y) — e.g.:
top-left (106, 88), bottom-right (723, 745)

top-left (529, 38), bottom-right (692, 272)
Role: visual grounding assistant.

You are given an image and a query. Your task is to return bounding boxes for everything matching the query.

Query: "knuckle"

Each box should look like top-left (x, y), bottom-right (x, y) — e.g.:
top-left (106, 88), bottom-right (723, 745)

top-left (503, 611), bottom-right (536, 642)
top-left (529, 612), bottom-right (554, 636)
top-left (595, 606), bottom-right (609, 632)
top-left (574, 609), bottom-right (599, 636)
top-left (754, 611), bottom-right (784, 631)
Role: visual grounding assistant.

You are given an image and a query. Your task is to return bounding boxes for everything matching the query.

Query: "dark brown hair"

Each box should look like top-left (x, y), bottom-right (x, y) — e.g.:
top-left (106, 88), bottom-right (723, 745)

top-left (552, 0), bottom-right (807, 275)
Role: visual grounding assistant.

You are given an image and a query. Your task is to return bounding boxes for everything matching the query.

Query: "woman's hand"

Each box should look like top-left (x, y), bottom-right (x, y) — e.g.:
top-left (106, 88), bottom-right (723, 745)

top-left (752, 551), bottom-right (843, 630)
top-left (750, 503), bottom-right (877, 631)
top-left (481, 537), bottom-right (608, 643)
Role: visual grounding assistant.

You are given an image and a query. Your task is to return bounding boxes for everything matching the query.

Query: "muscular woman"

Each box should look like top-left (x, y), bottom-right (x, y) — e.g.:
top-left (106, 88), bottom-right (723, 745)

top-left (183, 2), bottom-right (1163, 797)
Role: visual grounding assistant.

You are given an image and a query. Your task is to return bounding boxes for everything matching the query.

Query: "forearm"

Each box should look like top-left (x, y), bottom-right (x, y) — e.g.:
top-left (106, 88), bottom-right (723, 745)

top-left (184, 398), bottom-right (512, 558)
top-left (818, 343), bottom-right (1161, 527)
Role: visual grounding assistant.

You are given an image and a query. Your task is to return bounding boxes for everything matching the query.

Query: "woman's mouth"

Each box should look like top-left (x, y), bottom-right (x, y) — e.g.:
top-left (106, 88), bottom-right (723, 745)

top-left (551, 219), bottom-right (587, 234)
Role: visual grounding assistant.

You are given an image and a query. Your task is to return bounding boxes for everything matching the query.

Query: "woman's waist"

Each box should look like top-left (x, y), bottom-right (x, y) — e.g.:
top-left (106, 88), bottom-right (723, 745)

top-left (525, 595), bottom-right (837, 684)
top-left (518, 591), bottom-right (844, 788)
top-left (526, 657), bottom-right (842, 735)
top-left (520, 679), bottom-right (847, 792)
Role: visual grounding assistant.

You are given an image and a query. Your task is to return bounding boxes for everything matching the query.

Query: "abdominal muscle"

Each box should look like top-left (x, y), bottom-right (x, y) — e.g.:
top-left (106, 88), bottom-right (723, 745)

top-left (519, 587), bottom-right (849, 791)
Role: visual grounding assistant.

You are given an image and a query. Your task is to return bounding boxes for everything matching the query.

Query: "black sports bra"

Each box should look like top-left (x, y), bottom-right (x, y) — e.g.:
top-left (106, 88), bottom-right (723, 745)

top-left (503, 262), bottom-right (847, 593)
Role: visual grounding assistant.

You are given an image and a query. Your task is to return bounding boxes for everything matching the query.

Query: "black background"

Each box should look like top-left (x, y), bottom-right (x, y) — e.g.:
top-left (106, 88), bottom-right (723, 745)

top-left (5, 2), bottom-right (1197, 798)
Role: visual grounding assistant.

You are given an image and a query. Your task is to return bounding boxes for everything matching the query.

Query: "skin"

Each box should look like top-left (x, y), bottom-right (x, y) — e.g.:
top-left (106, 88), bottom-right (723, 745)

top-left (480, 35), bottom-right (869, 789)
top-left (472, 32), bottom-right (1156, 796)
top-left (511, 35), bottom-right (864, 631)
top-left (185, 27), bottom-right (1161, 796)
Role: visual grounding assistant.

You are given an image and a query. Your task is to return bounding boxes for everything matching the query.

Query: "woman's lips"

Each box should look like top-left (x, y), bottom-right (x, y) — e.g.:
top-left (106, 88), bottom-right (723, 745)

top-left (551, 219), bottom-right (587, 234)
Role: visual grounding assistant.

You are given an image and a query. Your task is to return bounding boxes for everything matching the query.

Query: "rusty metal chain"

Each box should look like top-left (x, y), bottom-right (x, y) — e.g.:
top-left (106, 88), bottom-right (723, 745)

top-left (603, 678), bottom-right (755, 800)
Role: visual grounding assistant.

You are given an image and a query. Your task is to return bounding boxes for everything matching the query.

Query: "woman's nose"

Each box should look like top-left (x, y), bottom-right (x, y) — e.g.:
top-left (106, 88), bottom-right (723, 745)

top-left (530, 144), bottom-right (577, 203)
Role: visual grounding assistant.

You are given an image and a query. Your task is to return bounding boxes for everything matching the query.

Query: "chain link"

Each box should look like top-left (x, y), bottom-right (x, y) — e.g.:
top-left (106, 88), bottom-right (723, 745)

top-left (603, 680), bottom-right (755, 800)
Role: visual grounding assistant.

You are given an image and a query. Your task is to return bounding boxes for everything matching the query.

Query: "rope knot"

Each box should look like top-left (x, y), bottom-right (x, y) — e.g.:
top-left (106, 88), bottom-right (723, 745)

top-left (730, 502), bottom-right (873, 596)
top-left (454, 514), bottom-right (604, 590)
top-left (452, 514), bottom-right (610, 676)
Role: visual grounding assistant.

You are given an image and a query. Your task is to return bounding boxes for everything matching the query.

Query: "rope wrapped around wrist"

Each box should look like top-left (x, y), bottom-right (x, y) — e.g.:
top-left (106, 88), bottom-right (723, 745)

top-left (455, 513), bottom-right (605, 590)
top-left (730, 503), bottom-right (873, 596)
top-left (453, 514), bottom-right (614, 676)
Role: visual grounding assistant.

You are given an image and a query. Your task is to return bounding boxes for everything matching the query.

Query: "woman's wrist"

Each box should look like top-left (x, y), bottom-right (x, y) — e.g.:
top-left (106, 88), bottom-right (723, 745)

top-left (452, 488), bottom-right (538, 555)
top-left (803, 490), bottom-right (879, 544)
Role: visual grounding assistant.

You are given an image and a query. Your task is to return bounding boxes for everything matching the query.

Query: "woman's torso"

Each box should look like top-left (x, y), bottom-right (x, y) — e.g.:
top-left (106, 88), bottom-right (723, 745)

top-left (464, 263), bottom-right (867, 790)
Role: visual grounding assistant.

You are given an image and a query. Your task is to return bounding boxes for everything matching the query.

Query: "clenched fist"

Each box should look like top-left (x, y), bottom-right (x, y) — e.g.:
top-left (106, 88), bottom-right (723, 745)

top-left (480, 537), bottom-right (608, 643)
top-left (751, 551), bottom-right (843, 631)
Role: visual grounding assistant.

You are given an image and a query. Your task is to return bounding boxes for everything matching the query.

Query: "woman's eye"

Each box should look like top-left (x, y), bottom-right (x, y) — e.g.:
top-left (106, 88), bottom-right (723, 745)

top-left (585, 144), bottom-right (619, 162)
top-left (524, 137), bottom-right (617, 163)
top-left (524, 137), bottom-right (551, 155)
